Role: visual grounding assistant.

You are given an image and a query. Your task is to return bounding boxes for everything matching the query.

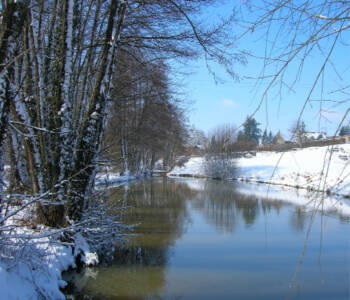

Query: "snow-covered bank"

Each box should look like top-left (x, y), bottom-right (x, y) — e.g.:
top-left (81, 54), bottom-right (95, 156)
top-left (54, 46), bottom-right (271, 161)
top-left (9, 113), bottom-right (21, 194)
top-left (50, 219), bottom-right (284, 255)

top-left (0, 245), bottom-right (74, 300)
top-left (0, 222), bottom-right (98, 299)
top-left (168, 144), bottom-right (350, 215)
top-left (168, 157), bottom-right (206, 178)
top-left (95, 172), bottom-right (137, 187)
top-left (94, 170), bottom-right (155, 188)
top-left (235, 144), bottom-right (350, 197)
top-left (0, 173), bottom-right (133, 300)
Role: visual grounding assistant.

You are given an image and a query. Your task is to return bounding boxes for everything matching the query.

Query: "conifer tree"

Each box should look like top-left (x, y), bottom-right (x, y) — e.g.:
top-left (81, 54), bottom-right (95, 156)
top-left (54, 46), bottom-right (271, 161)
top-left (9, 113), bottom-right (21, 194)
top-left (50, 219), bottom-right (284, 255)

top-left (242, 117), bottom-right (262, 144)
top-left (339, 126), bottom-right (350, 136)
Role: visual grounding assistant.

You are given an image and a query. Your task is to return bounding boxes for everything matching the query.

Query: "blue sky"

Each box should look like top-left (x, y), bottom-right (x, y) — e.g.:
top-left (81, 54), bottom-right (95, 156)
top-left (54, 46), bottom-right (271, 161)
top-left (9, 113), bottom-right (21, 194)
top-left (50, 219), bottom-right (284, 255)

top-left (178, 1), bottom-right (350, 139)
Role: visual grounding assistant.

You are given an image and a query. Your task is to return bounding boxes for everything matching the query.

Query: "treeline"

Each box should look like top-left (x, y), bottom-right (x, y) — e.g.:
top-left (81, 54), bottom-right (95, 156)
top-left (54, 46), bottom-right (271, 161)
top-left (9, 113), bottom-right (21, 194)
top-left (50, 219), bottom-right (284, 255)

top-left (103, 52), bottom-right (187, 175)
top-left (205, 117), bottom-right (349, 156)
top-left (206, 117), bottom-right (268, 154)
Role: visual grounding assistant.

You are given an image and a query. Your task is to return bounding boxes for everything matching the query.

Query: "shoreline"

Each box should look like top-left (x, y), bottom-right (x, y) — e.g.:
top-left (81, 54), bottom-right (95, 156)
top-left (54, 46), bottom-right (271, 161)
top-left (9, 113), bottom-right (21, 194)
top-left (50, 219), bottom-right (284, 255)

top-left (168, 175), bottom-right (350, 217)
top-left (168, 144), bottom-right (350, 216)
top-left (169, 173), bottom-right (348, 199)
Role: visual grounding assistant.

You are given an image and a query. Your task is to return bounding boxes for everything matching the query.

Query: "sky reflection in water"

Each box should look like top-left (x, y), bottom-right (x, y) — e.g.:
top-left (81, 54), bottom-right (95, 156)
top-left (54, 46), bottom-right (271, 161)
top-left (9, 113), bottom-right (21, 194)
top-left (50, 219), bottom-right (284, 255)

top-left (66, 178), bottom-right (349, 300)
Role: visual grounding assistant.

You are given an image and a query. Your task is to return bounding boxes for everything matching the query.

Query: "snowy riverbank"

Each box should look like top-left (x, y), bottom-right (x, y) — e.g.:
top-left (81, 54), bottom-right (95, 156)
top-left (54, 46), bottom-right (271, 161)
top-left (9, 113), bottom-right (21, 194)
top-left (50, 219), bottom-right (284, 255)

top-left (95, 172), bottom-right (137, 187)
top-left (169, 144), bottom-right (350, 215)
top-left (1, 143), bottom-right (349, 299)
top-left (0, 210), bottom-right (99, 300)
top-left (0, 231), bottom-right (98, 300)
top-left (0, 173), bottom-right (136, 300)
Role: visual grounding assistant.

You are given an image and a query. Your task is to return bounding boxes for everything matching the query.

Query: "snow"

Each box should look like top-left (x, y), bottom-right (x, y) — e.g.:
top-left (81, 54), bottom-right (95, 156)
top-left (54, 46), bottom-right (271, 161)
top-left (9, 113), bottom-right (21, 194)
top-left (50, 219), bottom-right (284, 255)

top-left (1, 144), bottom-right (348, 299)
top-left (0, 229), bottom-right (75, 300)
top-left (0, 223), bottom-right (100, 300)
top-left (235, 145), bottom-right (350, 196)
top-left (168, 144), bottom-right (350, 215)
top-left (169, 157), bottom-right (206, 177)
top-left (74, 233), bottom-right (98, 266)
top-left (95, 172), bottom-right (137, 187)
top-left (0, 261), bottom-right (39, 300)
top-left (0, 170), bottom-right (135, 300)
top-left (0, 203), bottom-right (102, 300)
top-left (234, 181), bottom-right (350, 215)
top-left (316, 14), bottom-right (328, 19)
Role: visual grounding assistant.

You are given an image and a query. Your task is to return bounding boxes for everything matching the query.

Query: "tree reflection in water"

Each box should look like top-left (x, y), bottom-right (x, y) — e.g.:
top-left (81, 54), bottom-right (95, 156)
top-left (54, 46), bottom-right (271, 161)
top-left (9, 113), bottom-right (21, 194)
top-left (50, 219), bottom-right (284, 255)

top-left (64, 178), bottom-right (348, 300)
top-left (66, 178), bottom-right (193, 299)
top-left (189, 180), bottom-right (297, 232)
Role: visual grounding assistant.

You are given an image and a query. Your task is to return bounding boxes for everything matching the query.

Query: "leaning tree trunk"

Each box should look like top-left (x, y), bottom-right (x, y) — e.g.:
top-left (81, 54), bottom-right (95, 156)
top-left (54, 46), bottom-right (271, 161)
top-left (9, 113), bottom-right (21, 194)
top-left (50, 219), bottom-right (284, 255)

top-left (0, 0), bottom-right (27, 208)
top-left (66, 0), bottom-right (126, 222)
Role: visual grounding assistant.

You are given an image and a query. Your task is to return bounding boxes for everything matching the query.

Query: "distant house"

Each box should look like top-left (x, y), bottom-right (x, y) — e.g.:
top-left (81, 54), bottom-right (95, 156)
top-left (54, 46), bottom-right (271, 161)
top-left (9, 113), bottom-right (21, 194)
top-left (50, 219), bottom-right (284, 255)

top-left (272, 131), bottom-right (285, 145)
top-left (303, 131), bottom-right (327, 141)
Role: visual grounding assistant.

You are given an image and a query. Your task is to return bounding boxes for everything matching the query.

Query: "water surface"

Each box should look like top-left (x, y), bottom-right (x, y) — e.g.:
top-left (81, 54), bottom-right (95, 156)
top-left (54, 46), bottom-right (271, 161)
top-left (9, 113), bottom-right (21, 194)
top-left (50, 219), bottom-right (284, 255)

top-left (66, 178), bottom-right (349, 300)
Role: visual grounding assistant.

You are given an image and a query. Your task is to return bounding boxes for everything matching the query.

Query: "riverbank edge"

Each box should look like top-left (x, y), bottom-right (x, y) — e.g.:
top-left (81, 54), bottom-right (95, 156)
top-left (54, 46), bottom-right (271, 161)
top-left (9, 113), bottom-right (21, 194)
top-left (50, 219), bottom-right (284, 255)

top-left (168, 145), bottom-right (350, 200)
top-left (168, 173), bottom-right (349, 199)
top-left (0, 173), bottom-right (139, 300)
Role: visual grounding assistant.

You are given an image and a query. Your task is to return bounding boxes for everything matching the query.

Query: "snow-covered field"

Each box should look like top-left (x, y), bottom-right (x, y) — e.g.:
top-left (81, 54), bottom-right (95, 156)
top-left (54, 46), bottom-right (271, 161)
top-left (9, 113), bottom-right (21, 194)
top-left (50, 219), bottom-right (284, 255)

top-left (169, 144), bottom-right (350, 215)
top-left (236, 145), bottom-right (350, 196)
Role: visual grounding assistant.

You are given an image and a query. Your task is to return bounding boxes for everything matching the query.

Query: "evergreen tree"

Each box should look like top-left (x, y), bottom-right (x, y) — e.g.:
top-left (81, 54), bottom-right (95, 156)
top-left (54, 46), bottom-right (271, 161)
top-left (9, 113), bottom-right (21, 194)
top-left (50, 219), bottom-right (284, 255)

top-left (242, 117), bottom-right (262, 144)
top-left (339, 125), bottom-right (350, 136)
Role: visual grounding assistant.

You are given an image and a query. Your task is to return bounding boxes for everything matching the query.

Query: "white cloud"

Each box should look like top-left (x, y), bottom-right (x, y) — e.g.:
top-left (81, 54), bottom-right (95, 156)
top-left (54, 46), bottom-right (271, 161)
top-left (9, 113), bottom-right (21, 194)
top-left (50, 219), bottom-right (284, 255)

top-left (222, 98), bottom-right (236, 109)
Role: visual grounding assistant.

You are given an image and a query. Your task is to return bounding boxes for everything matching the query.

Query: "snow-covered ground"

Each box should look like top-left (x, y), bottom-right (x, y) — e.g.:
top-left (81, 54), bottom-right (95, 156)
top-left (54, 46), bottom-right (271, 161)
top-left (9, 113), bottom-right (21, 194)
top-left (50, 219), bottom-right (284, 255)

top-left (0, 172), bottom-right (136, 300)
top-left (169, 144), bottom-right (350, 215)
top-left (95, 172), bottom-right (137, 187)
top-left (0, 213), bottom-right (99, 300)
top-left (235, 145), bottom-right (350, 196)
top-left (168, 157), bottom-right (206, 177)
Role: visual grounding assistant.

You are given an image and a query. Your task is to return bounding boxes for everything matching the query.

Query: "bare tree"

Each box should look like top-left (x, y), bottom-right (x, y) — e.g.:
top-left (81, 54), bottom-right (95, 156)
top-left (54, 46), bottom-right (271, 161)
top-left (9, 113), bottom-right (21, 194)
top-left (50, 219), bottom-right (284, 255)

top-left (237, 0), bottom-right (350, 135)
top-left (103, 51), bottom-right (188, 174)
top-left (289, 120), bottom-right (307, 144)
top-left (0, 0), bottom-right (243, 229)
top-left (207, 124), bottom-right (238, 154)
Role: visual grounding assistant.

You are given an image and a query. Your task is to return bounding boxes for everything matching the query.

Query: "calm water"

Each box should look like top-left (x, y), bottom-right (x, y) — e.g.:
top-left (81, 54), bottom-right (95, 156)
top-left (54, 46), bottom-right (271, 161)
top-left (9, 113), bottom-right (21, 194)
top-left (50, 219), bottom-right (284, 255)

top-left (65, 178), bottom-right (350, 300)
